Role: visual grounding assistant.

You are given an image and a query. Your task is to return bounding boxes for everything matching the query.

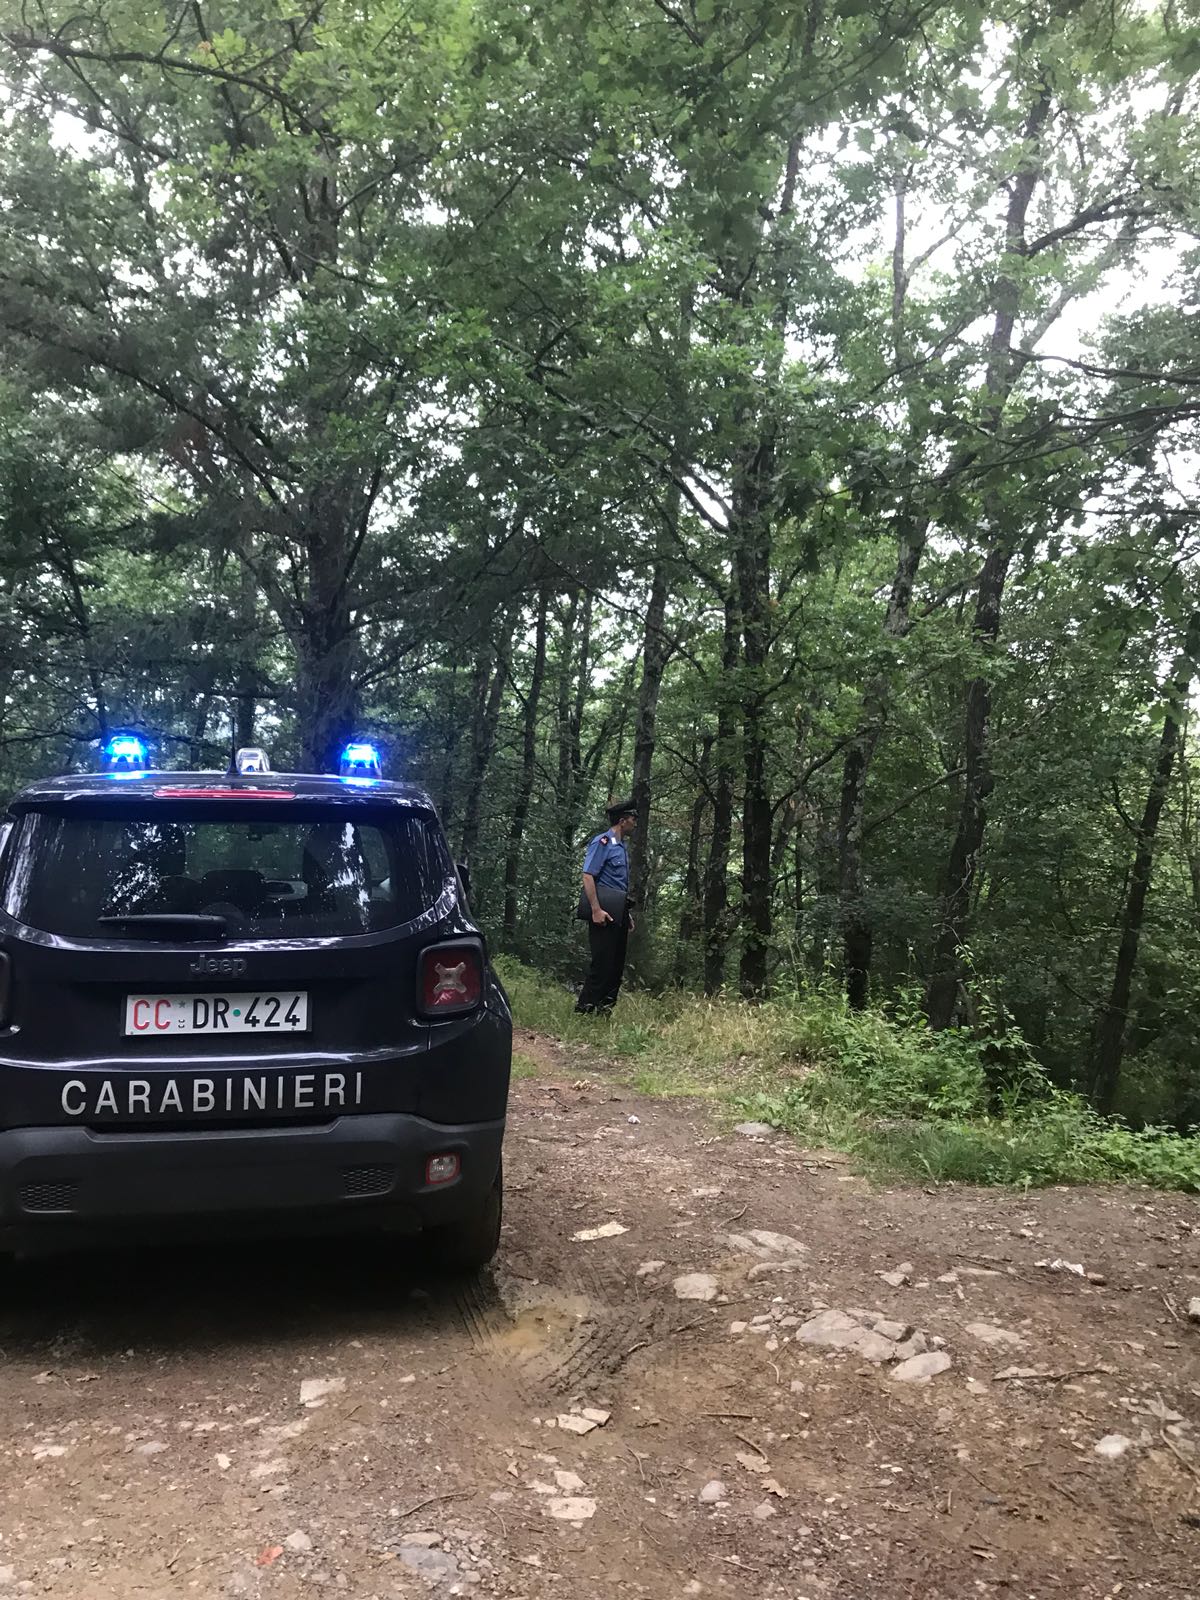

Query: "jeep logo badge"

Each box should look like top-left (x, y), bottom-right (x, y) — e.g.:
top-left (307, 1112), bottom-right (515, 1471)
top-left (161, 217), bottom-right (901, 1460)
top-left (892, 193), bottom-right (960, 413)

top-left (189, 954), bottom-right (247, 977)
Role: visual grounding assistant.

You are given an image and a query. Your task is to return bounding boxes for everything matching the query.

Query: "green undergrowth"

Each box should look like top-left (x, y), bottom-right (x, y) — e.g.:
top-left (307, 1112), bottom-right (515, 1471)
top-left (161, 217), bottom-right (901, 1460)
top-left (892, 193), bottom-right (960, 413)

top-left (497, 958), bottom-right (1200, 1193)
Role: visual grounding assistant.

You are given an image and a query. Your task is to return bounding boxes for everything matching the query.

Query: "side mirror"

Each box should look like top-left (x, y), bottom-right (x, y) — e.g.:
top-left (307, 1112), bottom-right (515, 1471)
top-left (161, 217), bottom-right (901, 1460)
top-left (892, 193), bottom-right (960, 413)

top-left (456, 860), bottom-right (473, 906)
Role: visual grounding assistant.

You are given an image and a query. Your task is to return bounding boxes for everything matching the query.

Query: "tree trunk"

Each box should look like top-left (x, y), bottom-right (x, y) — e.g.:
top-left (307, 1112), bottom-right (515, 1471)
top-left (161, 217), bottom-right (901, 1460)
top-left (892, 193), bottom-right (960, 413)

top-left (837, 513), bottom-right (929, 1008)
top-left (436, 662), bottom-right (461, 830)
top-left (1090, 613), bottom-right (1200, 1114)
top-left (734, 444), bottom-right (775, 999)
top-left (234, 556), bottom-right (258, 749)
top-left (296, 620), bottom-right (358, 775)
top-left (503, 591), bottom-right (548, 943)
top-left (924, 90), bottom-right (1052, 1027)
top-left (460, 615), bottom-right (513, 866)
top-left (627, 559), bottom-right (671, 973)
top-left (925, 542), bottom-right (1013, 1028)
top-left (703, 589), bottom-right (740, 995)
top-left (555, 590), bottom-right (580, 826)
top-left (566, 591), bottom-right (593, 848)
top-left (677, 732), bottom-right (713, 981)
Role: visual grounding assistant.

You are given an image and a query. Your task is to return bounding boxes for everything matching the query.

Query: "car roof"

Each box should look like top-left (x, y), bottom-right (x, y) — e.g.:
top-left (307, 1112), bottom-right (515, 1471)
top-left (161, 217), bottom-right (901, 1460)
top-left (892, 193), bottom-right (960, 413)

top-left (8, 771), bottom-right (438, 811)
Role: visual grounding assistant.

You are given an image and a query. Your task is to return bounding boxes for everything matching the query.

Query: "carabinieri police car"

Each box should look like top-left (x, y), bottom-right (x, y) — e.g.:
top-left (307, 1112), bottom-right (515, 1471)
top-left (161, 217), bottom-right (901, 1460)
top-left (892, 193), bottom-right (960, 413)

top-left (0, 738), bottom-right (511, 1270)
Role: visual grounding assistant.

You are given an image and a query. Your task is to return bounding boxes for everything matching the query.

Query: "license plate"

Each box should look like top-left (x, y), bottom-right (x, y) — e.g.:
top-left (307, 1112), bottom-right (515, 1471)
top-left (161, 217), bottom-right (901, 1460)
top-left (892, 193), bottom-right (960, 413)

top-left (123, 992), bottom-right (309, 1036)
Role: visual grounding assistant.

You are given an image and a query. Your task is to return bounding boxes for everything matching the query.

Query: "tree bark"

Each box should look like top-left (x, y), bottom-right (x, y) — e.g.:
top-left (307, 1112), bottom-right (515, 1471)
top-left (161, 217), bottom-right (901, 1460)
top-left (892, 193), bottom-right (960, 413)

top-left (734, 441), bottom-right (775, 999)
top-left (677, 732), bottom-right (713, 981)
top-left (837, 512), bottom-right (928, 1008)
top-left (555, 589), bottom-right (581, 830)
top-left (566, 590), bottom-right (593, 848)
top-left (460, 613), bottom-right (513, 866)
top-left (925, 541), bottom-right (1014, 1028)
top-left (627, 558), bottom-right (671, 971)
top-left (502, 591), bottom-right (548, 943)
top-left (436, 662), bottom-right (460, 830)
top-left (924, 88), bottom-right (1053, 1027)
top-left (703, 588), bottom-right (740, 995)
top-left (1090, 613), bottom-right (1200, 1114)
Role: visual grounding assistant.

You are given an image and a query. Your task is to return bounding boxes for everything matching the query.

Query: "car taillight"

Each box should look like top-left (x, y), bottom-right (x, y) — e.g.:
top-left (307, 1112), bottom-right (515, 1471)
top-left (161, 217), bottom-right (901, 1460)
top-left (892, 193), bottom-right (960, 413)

top-left (0, 952), bottom-right (10, 1026)
top-left (418, 942), bottom-right (483, 1018)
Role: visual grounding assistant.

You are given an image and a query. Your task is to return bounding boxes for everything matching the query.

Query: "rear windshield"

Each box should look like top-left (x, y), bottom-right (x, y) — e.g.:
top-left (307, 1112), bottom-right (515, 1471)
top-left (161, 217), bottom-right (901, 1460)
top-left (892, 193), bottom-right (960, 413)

top-left (0, 804), bottom-right (450, 939)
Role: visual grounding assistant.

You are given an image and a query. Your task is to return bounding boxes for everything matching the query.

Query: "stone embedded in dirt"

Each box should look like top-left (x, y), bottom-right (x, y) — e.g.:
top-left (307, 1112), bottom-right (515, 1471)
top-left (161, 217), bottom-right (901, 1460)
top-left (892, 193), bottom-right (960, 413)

top-left (636, 1260), bottom-right (666, 1277)
top-left (558, 1406), bottom-right (610, 1435)
top-left (698, 1480), bottom-right (728, 1504)
top-left (726, 1229), bottom-right (807, 1260)
top-left (937, 1271), bottom-right (959, 1284)
top-left (965, 1322), bottom-right (1026, 1350)
top-left (730, 1321), bottom-right (748, 1335)
top-left (1095, 1434), bottom-right (1135, 1459)
top-left (397, 1544), bottom-right (460, 1581)
top-left (555, 1469), bottom-right (585, 1493)
top-left (747, 1260), bottom-right (807, 1282)
top-left (673, 1273), bottom-right (719, 1301)
top-left (250, 1458), bottom-right (289, 1480)
top-left (1036, 1257), bottom-right (1085, 1277)
top-left (135, 1440), bottom-right (168, 1456)
top-left (402, 1533), bottom-right (443, 1549)
top-left (753, 1500), bottom-right (777, 1519)
top-left (299, 1377), bottom-right (345, 1408)
top-left (878, 1263), bottom-right (914, 1289)
top-left (733, 1122), bottom-right (775, 1137)
top-left (890, 1350), bottom-right (952, 1384)
top-left (870, 1318), bottom-right (915, 1344)
top-left (546, 1497), bottom-right (597, 1523)
top-left (1187, 1297), bottom-right (1200, 1324)
top-left (572, 1221), bottom-right (628, 1242)
top-left (215, 1453), bottom-right (231, 1471)
top-left (284, 1531), bottom-right (313, 1554)
top-left (795, 1309), bottom-right (901, 1365)
top-left (557, 1414), bottom-right (598, 1435)
top-left (0, 1567), bottom-right (14, 1586)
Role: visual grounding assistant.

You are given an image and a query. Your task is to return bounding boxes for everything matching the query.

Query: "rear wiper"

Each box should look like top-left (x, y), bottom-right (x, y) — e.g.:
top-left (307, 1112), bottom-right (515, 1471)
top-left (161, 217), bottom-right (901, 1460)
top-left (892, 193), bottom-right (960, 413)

top-left (96, 913), bottom-right (229, 941)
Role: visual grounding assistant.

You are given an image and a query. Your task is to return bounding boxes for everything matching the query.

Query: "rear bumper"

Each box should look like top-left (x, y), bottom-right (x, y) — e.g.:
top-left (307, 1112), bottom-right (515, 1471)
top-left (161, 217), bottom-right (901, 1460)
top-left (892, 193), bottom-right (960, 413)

top-left (0, 1113), bottom-right (504, 1256)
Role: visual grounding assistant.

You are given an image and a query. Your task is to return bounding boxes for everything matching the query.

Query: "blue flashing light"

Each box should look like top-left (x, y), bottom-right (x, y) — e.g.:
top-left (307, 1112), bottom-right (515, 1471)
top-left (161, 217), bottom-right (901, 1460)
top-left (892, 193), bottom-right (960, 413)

top-left (103, 734), bottom-right (148, 772)
top-left (339, 741), bottom-right (382, 780)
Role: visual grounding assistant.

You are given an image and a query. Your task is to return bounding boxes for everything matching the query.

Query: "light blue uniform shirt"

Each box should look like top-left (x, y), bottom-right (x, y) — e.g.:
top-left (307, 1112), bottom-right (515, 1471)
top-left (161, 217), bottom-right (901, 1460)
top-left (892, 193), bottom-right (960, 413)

top-left (582, 831), bottom-right (629, 893)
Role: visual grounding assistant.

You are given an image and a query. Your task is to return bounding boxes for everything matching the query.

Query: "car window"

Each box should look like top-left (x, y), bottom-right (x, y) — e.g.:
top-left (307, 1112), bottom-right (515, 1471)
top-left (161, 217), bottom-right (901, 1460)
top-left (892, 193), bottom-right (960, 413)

top-left (0, 804), bottom-right (450, 939)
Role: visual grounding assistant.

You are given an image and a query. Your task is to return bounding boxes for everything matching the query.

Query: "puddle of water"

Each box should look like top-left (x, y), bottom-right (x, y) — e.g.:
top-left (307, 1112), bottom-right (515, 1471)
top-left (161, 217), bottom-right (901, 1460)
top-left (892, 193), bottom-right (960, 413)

top-left (492, 1275), bottom-right (593, 1358)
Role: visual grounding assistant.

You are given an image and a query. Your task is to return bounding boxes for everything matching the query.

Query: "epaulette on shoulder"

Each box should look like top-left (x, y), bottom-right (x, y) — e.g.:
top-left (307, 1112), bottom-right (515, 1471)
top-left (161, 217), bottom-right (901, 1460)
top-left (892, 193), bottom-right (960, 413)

top-left (599, 834), bottom-right (611, 845)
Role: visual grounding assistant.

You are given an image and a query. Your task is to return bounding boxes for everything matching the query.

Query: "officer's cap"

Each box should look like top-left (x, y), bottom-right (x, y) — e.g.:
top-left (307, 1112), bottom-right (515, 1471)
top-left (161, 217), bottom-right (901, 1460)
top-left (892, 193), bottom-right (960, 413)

top-left (606, 798), bottom-right (637, 825)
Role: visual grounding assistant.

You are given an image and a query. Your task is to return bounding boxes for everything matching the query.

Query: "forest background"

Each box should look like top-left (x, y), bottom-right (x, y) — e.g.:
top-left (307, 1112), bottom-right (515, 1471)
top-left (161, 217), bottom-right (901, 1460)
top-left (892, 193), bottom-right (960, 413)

top-left (1, 0), bottom-right (1199, 1151)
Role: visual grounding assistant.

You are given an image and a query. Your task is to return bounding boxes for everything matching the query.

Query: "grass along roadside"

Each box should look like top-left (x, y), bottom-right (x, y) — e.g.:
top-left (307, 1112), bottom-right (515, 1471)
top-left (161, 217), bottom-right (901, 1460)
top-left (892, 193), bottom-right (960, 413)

top-left (497, 957), bottom-right (1200, 1192)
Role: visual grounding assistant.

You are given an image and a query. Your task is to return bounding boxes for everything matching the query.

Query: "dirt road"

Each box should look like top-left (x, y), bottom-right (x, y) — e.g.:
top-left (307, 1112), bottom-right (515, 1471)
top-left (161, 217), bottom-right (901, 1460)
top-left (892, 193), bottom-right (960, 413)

top-left (1, 1030), bottom-right (1198, 1599)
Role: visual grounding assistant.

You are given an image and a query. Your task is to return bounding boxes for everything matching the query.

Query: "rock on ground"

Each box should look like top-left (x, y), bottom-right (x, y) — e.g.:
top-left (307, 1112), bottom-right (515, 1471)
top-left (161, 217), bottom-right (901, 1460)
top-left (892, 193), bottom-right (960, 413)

top-left (796, 1308), bottom-right (931, 1366)
top-left (397, 1544), bottom-right (459, 1582)
top-left (890, 1350), bottom-right (953, 1384)
top-left (965, 1322), bottom-right (1026, 1349)
top-left (1095, 1434), bottom-right (1135, 1459)
top-left (673, 1273), bottom-right (719, 1301)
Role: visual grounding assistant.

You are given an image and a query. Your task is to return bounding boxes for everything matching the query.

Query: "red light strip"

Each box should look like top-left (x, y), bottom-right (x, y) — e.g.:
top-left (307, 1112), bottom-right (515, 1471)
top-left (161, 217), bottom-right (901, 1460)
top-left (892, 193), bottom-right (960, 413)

top-left (151, 787), bottom-right (297, 800)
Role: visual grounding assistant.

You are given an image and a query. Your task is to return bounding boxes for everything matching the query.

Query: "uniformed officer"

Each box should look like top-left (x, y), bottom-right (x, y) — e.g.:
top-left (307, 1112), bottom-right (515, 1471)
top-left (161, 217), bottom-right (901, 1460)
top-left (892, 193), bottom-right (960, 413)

top-left (575, 800), bottom-right (638, 1015)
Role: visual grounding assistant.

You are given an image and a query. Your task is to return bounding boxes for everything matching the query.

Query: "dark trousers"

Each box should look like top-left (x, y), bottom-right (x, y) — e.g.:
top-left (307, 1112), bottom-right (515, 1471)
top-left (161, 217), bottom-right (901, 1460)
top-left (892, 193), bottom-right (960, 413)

top-left (577, 916), bottom-right (629, 1012)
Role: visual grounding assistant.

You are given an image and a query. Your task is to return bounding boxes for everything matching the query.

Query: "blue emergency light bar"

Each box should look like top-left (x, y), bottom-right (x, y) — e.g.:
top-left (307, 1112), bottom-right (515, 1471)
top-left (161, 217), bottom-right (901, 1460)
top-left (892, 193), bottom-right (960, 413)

top-left (339, 741), bottom-right (382, 779)
top-left (102, 734), bottom-right (148, 772)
